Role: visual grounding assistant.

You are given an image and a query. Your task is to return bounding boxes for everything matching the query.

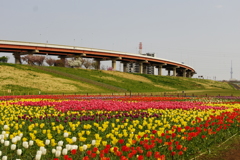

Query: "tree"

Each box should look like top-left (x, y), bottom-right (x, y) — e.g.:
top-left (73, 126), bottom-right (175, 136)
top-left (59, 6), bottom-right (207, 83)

top-left (45, 58), bottom-right (56, 66)
top-left (21, 55), bottom-right (35, 65)
top-left (0, 56), bottom-right (9, 63)
top-left (34, 56), bottom-right (45, 66)
top-left (91, 60), bottom-right (99, 69)
top-left (67, 57), bottom-right (82, 68)
top-left (54, 59), bottom-right (65, 67)
top-left (21, 55), bottom-right (45, 66)
top-left (82, 59), bottom-right (92, 69)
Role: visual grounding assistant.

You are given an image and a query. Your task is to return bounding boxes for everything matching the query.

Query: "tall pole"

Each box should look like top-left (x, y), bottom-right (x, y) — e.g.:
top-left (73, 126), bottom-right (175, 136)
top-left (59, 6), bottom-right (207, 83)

top-left (230, 60), bottom-right (233, 79)
top-left (139, 42), bottom-right (142, 55)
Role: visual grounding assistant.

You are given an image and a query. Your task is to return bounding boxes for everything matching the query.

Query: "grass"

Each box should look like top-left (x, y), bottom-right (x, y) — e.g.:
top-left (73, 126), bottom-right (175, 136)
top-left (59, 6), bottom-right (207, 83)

top-left (0, 63), bottom-right (239, 96)
top-left (0, 63), bottom-right (111, 95)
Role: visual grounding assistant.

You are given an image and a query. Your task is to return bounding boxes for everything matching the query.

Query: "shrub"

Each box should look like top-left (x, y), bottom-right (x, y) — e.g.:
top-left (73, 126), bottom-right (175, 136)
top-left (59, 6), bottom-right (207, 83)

top-left (0, 56), bottom-right (9, 63)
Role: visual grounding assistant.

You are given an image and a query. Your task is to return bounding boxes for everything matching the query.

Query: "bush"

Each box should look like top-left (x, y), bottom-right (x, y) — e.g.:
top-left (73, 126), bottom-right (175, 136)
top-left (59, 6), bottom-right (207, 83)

top-left (54, 59), bottom-right (65, 67)
top-left (0, 56), bottom-right (9, 63)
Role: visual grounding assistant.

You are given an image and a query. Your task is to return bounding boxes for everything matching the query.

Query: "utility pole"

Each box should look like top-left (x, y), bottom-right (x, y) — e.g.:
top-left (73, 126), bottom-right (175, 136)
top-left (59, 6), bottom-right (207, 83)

top-left (230, 60), bottom-right (233, 79)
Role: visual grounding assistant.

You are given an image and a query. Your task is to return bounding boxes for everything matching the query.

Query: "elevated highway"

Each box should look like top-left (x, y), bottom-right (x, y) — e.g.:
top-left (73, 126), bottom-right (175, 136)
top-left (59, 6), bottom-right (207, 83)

top-left (0, 40), bottom-right (196, 77)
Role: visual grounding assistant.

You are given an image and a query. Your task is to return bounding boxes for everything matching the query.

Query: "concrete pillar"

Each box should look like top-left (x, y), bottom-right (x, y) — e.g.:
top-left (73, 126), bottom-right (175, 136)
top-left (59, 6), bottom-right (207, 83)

top-left (13, 52), bottom-right (22, 64)
top-left (143, 64), bottom-right (147, 74)
top-left (158, 66), bottom-right (162, 76)
top-left (167, 69), bottom-right (171, 76)
top-left (183, 69), bottom-right (187, 77)
top-left (95, 59), bottom-right (101, 70)
top-left (139, 63), bottom-right (143, 74)
top-left (186, 71), bottom-right (191, 78)
top-left (123, 62), bottom-right (127, 72)
top-left (157, 64), bottom-right (165, 76)
top-left (188, 71), bottom-right (193, 78)
top-left (59, 56), bottom-right (66, 67)
top-left (173, 67), bottom-right (177, 77)
top-left (112, 59), bottom-right (116, 70)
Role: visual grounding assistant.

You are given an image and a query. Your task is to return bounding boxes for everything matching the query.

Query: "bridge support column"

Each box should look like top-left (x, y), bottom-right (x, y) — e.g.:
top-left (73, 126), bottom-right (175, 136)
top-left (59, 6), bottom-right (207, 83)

top-left (183, 69), bottom-right (187, 77)
top-left (123, 62), bottom-right (127, 72)
top-left (173, 67), bottom-right (177, 77)
top-left (112, 59), bottom-right (116, 70)
top-left (139, 63), bottom-right (143, 74)
top-left (186, 71), bottom-right (192, 78)
top-left (94, 59), bottom-right (101, 70)
top-left (13, 52), bottom-right (22, 64)
top-left (167, 69), bottom-right (171, 76)
top-left (59, 56), bottom-right (66, 67)
top-left (143, 64), bottom-right (147, 74)
top-left (157, 64), bottom-right (165, 76)
top-left (158, 66), bottom-right (162, 76)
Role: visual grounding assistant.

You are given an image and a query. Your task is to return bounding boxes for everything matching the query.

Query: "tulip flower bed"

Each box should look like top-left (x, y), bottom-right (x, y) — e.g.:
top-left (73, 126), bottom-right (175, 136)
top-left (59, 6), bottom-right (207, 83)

top-left (0, 95), bottom-right (239, 160)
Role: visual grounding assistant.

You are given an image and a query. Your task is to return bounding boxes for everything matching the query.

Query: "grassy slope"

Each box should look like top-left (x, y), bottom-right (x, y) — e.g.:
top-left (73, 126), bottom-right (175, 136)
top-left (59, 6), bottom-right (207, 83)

top-left (0, 63), bottom-right (237, 95)
top-left (48, 66), bottom-right (233, 92)
top-left (0, 63), bottom-right (111, 95)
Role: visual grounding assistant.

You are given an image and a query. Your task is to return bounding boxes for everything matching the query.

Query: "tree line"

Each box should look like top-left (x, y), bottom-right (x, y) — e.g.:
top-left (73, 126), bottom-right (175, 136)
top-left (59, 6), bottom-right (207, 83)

top-left (20, 55), bottom-right (110, 70)
top-left (0, 55), bottom-right (113, 70)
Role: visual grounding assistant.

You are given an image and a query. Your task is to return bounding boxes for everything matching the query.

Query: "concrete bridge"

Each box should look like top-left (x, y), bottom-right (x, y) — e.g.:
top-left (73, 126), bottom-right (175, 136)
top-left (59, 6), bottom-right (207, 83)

top-left (0, 40), bottom-right (196, 77)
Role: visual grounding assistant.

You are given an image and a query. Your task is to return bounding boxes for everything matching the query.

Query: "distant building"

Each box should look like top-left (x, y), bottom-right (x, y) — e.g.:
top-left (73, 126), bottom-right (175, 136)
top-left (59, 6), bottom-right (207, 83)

top-left (127, 53), bottom-right (155, 74)
top-left (127, 63), bottom-right (139, 73)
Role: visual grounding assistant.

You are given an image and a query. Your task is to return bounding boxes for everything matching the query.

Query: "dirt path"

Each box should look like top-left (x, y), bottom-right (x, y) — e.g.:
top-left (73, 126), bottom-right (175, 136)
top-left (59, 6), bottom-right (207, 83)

top-left (196, 135), bottom-right (240, 160)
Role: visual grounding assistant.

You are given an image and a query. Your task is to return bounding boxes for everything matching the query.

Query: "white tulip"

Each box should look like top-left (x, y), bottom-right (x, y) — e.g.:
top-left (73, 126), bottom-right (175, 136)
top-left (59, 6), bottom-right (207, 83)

top-left (23, 141), bottom-right (28, 146)
top-left (4, 141), bottom-right (9, 146)
top-left (37, 150), bottom-right (42, 155)
top-left (12, 137), bottom-right (17, 143)
top-left (40, 147), bottom-right (47, 155)
top-left (83, 144), bottom-right (88, 150)
top-left (92, 140), bottom-right (96, 145)
top-left (55, 150), bottom-right (61, 157)
top-left (45, 139), bottom-right (50, 145)
top-left (72, 145), bottom-right (78, 150)
top-left (2, 156), bottom-right (7, 160)
top-left (58, 141), bottom-right (63, 146)
top-left (52, 149), bottom-right (56, 154)
top-left (56, 146), bottom-right (62, 151)
top-left (63, 132), bottom-right (69, 138)
top-left (0, 150), bottom-right (2, 156)
top-left (35, 154), bottom-right (41, 160)
top-left (3, 125), bottom-right (9, 130)
top-left (16, 136), bottom-right (21, 141)
top-left (62, 148), bottom-right (68, 155)
top-left (19, 133), bottom-right (23, 137)
top-left (72, 137), bottom-right (77, 142)
top-left (29, 140), bottom-right (34, 146)
top-left (1, 139), bottom-right (4, 144)
top-left (42, 148), bottom-right (47, 155)
top-left (23, 141), bottom-right (29, 148)
top-left (66, 144), bottom-right (72, 151)
top-left (11, 144), bottom-right (16, 150)
top-left (17, 149), bottom-right (22, 155)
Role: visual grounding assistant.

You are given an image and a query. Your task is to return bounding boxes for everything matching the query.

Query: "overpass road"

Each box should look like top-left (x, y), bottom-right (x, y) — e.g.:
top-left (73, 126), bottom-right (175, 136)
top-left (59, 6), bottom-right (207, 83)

top-left (0, 40), bottom-right (196, 77)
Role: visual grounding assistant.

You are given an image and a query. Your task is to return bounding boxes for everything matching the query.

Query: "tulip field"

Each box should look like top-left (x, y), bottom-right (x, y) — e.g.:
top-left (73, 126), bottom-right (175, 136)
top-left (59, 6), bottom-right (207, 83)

top-left (0, 95), bottom-right (240, 160)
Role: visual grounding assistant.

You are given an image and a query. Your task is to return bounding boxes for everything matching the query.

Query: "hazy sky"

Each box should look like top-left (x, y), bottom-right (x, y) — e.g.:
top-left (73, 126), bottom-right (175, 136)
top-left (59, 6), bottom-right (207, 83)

top-left (0, 0), bottom-right (239, 80)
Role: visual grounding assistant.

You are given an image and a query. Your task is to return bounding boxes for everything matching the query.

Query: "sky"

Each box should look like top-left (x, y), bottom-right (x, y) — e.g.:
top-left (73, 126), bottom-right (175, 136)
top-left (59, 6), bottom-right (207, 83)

top-left (0, 0), bottom-right (239, 80)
